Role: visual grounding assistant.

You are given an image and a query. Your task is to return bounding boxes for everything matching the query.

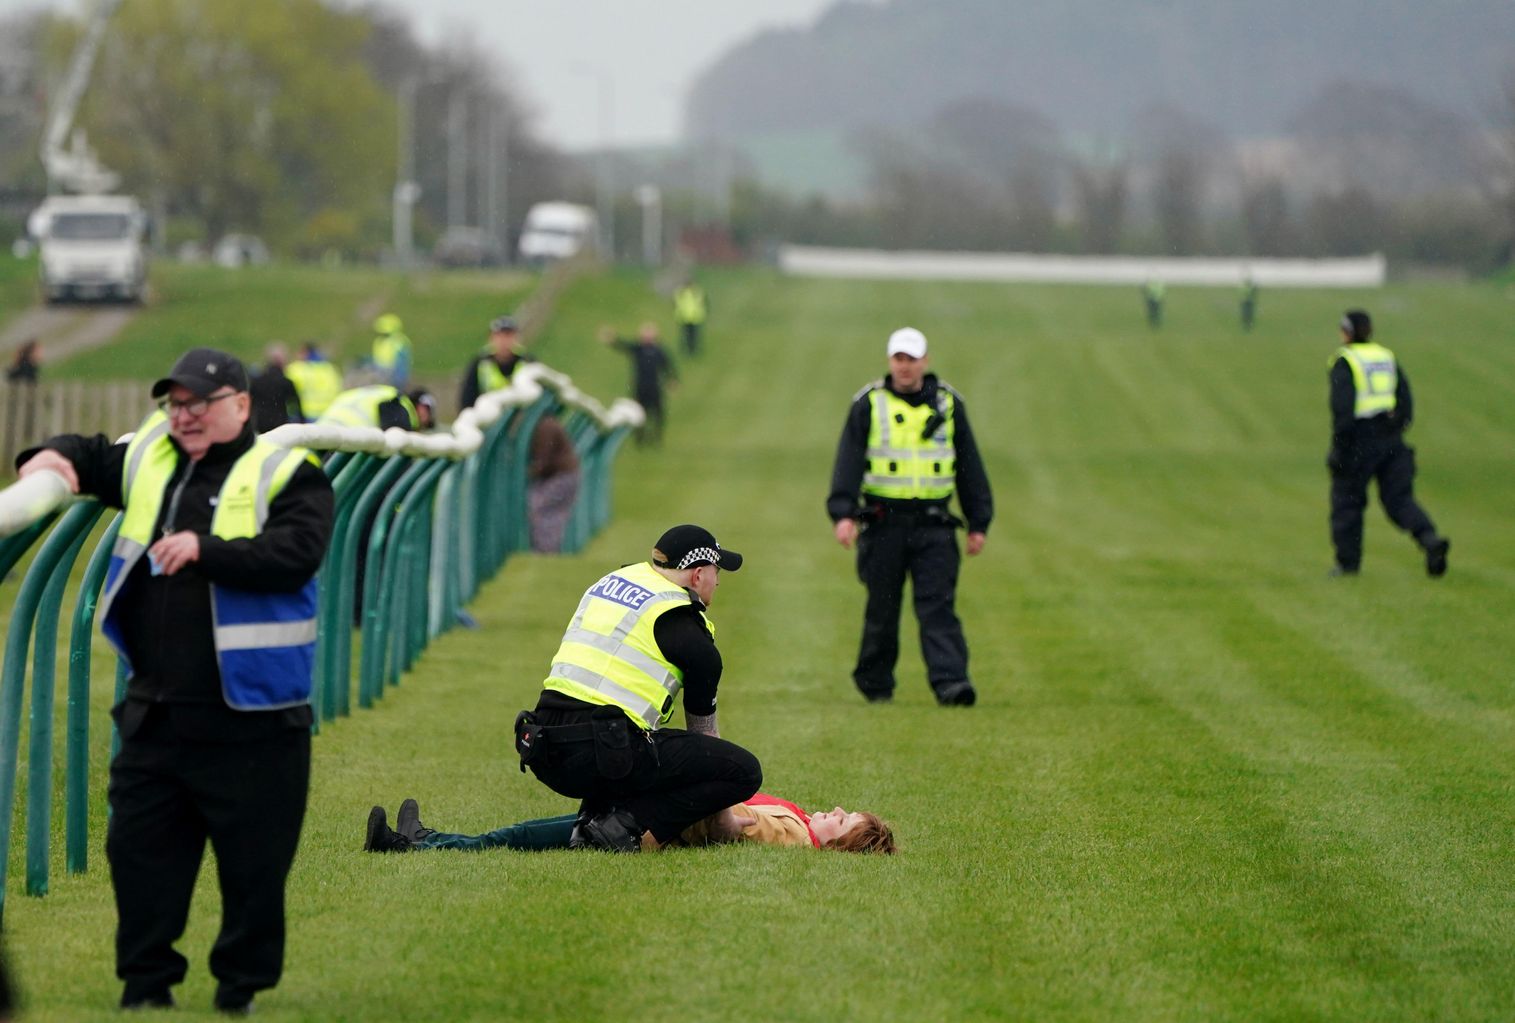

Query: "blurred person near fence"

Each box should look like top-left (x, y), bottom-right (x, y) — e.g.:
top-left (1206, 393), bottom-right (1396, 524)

top-left (13, 347), bottom-right (332, 1014)
top-left (284, 341), bottom-right (343, 420)
top-left (599, 322), bottom-right (677, 446)
top-left (4, 340), bottom-right (42, 470)
top-left (249, 342), bottom-right (303, 430)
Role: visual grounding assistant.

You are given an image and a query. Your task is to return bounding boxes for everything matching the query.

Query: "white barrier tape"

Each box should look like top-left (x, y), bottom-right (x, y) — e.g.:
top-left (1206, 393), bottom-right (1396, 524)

top-left (0, 470), bottom-right (75, 539)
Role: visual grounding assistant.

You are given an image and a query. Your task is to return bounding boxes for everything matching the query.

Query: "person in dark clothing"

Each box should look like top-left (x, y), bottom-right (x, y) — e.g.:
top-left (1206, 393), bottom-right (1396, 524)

top-left (504, 524), bottom-right (761, 852)
top-left (16, 348), bottom-right (333, 1015)
top-left (5, 339), bottom-right (40, 383)
top-left (828, 327), bottom-right (993, 707)
top-left (458, 315), bottom-right (533, 411)
top-left (599, 322), bottom-right (677, 445)
top-left (1326, 310), bottom-right (1449, 577)
top-left (1239, 278), bottom-right (1259, 332)
top-left (248, 342), bottom-right (304, 430)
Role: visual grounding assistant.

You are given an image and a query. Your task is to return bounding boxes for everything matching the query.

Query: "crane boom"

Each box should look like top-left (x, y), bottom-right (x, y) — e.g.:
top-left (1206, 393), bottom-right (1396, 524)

top-left (41, 0), bottom-right (124, 194)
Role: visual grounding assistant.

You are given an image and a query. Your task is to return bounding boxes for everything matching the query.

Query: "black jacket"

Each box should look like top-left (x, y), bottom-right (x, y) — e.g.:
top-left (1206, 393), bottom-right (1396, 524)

top-left (1329, 349), bottom-right (1414, 457)
top-left (827, 372), bottom-right (994, 533)
top-left (20, 422), bottom-right (333, 734)
top-left (249, 365), bottom-right (303, 430)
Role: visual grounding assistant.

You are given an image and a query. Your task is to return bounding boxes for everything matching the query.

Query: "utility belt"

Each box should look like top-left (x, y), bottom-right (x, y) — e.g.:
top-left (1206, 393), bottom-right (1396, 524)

top-left (857, 501), bottom-right (963, 529)
top-left (515, 706), bottom-right (651, 780)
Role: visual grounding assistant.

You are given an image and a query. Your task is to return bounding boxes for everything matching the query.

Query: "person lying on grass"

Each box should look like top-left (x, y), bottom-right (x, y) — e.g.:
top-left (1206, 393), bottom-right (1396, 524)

top-left (364, 793), bottom-right (896, 855)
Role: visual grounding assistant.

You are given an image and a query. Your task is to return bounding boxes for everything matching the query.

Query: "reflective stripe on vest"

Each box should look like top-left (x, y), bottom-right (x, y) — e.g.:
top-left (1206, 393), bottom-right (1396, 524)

top-left (100, 412), bottom-right (320, 710)
top-left (541, 561), bottom-right (711, 729)
top-left (861, 388), bottom-right (956, 499)
top-left (476, 353), bottom-right (511, 395)
top-left (1334, 343), bottom-right (1398, 418)
top-left (317, 385), bottom-right (416, 430)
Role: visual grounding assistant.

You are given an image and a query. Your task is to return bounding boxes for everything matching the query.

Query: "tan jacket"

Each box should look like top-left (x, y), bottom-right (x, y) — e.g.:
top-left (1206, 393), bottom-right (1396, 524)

top-left (678, 801), bottom-right (814, 848)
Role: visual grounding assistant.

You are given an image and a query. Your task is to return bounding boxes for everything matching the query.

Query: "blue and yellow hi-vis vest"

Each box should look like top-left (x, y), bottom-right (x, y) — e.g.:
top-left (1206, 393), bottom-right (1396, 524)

top-left (1332, 342), bottom-right (1398, 419)
top-left (98, 411), bottom-right (321, 710)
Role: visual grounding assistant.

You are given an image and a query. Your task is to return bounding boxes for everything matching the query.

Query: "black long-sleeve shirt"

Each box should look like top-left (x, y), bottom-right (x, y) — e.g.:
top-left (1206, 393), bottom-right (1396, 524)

top-left (21, 423), bottom-right (333, 729)
top-left (826, 372), bottom-right (994, 533)
top-left (1329, 350), bottom-right (1414, 454)
top-left (610, 339), bottom-right (678, 404)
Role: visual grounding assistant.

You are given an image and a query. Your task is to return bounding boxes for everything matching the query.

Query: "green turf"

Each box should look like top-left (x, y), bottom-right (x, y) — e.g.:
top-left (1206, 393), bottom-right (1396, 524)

top-left (3, 268), bottom-right (1514, 1021)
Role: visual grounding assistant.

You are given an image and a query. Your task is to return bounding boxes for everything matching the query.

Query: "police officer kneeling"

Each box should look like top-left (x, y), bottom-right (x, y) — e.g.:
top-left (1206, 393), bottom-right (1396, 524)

top-left (515, 525), bottom-right (761, 851)
top-left (16, 348), bottom-right (332, 1014)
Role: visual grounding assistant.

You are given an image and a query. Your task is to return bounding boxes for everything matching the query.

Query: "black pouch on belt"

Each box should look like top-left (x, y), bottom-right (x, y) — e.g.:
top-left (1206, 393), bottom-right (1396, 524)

top-left (590, 705), bottom-right (636, 779)
top-left (514, 709), bottom-right (546, 772)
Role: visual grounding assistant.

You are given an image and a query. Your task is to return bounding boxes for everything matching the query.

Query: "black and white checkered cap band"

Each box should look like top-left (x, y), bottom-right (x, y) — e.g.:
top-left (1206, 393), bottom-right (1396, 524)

top-left (670, 546), bottom-right (722, 570)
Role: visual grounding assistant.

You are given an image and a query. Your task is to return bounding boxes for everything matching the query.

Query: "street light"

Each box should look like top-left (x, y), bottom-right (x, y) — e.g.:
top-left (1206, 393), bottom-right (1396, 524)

top-left (635, 184), bottom-right (661, 266)
top-left (573, 65), bottom-right (616, 260)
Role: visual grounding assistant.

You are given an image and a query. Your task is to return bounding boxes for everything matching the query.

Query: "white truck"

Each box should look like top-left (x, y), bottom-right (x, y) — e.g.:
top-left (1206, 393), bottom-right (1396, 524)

top-left (517, 202), bottom-right (598, 263)
top-left (28, 194), bottom-right (150, 304)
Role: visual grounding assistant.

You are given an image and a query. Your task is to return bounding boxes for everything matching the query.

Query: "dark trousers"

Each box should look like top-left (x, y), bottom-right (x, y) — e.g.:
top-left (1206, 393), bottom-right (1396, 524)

top-left (106, 709), bottom-right (309, 1008)
top-left (527, 720), bottom-right (760, 845)
top-left (1329, 440), bottom-right (1438, 570)
top-left (680, 322), bottom-right (701, 356)
top-left (635, 392), bottom-right (665, 446)
top-left (854, 522), bottom-right (969, 699)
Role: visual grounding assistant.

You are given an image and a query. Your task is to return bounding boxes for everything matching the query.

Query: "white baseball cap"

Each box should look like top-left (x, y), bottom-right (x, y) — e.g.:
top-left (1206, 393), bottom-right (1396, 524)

top-left (886, 327), bottom-right (928, 359)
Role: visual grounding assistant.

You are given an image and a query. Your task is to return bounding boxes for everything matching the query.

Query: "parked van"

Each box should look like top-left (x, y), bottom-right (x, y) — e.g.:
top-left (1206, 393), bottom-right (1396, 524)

top-left (517, 202), bottom-right (598, 263)
top-left (28, 193), bottom-right (149, 304)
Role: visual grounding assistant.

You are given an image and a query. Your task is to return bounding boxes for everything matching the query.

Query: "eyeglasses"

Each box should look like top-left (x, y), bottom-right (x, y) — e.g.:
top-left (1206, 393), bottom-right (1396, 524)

top-left (157, 391), bottom-right (238, 417)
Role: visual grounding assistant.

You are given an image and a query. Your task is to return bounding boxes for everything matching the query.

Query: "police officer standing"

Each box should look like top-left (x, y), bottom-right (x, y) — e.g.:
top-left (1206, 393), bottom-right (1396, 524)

top-left (672, 279), bottom-right (708, 357)
top-left (458, 315), bottom-right (527, 410)
top-left (369, 313), bottom-right (412, 389)
top-left (16, 348), bottom-right (332, 1014)
top-left (500, 525), bottom-right (761, 851)
top-left (1327, 310), bottom-right (1450, 577)
top-left (828, 327), bottom-right (993, 706)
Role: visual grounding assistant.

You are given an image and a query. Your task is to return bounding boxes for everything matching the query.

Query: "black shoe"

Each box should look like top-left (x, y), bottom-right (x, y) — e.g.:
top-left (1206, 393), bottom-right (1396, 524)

top-left (215, 1000), bottom-right (254, 1016)
top-left (1328, 565), bottom-right (1359, 578)
top-left (363, 805), bottom-right (410, 853)
top-left (396, 798), bottom-right (436, 845)
top-left (569, 809), bottom-right (642, 852)
top-left (862, 691), bottom-right (893, 704)
top-left (935, 680), bottom-right (977, 707)
top-left (121, 991), bottom-right (175, 1010)
top-left (1425, 537), bottom-right (1450, 578)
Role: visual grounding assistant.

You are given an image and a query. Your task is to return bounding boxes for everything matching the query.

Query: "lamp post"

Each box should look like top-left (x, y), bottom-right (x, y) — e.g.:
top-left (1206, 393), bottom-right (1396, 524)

top-left (635, 184), bottom-right (661, 266)
top-left (574, 66), bottom-right (616, 260)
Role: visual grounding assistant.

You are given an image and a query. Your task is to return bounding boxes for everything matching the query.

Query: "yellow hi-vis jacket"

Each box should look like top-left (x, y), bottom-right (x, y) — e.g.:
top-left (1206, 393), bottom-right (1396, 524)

top-left (475, 351), bottom-right (512, 395)
top-left (317, 385), bottom-right (418, 430)
top-left (99, 411), bottom-right (321, 710)
top-left (542, 561), bottom-right (712, 730)
top-left (673, 286), bottom-right (707, 325)
top-left (1332, 342), bottom-right (1398, 418)
top-left (861, 387), bottom-right (957, 500)
top-left (285, 359), bottom-right (343, 419)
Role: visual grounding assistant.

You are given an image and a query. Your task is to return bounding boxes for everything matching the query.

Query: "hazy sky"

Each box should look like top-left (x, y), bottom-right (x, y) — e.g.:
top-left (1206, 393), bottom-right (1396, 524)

top-left (2, 0), bottom-right (844, 149)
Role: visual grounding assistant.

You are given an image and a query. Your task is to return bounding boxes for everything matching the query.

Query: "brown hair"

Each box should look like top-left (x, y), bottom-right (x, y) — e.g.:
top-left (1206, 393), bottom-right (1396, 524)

top-left (823, 812), bottom-right (896, 855)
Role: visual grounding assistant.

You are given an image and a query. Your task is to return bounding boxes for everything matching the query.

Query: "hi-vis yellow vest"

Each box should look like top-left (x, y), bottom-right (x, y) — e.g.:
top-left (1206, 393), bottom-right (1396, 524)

top-left (674, 286), bottom-right (707, 325)
top-left (372, 331), bottom-right (411, 371)
top-left (861, 387), bottom-right (956, 500)
top-left (476, 352), bottom-right (511, 395)
top-left (317, 385), bottom-right (417, 430)
top-left (99, 412), bottom-right (321, 710)
top-left (285, 359), bottom-right (343, 418)
top-left (542, 561), bottom-right (713, 730)
top-left (1332, 342), bottom-right (1398, 418)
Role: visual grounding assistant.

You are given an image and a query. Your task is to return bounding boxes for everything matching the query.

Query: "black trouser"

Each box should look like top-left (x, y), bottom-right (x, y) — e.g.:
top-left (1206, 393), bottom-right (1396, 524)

top-left (1329, 439), bottom-right (1438, 571)
top-left (680, 322), bottom-right (700, 356)
top-left (634, 391), bottom-right (665, 446)
top-left (526, 713), bottom-right (760, 845)
top-left (106, 708), bottom-right (309, 1008)
top-left (854, 520), bottom-right (969, 699)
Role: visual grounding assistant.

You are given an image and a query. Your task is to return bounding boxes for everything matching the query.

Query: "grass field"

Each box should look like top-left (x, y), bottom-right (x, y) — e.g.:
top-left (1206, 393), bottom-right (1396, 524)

top-left (3, 265), bottom-right (1514, 1021)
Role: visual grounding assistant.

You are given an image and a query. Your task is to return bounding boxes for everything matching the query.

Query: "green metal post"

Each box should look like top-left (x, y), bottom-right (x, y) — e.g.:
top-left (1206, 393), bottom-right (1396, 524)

top-left (353, 458), bottom-right (415, 708)
top-left (66, 512), bottom-right (122, 873)
top-left (319, 454), bottom-right (382, 720)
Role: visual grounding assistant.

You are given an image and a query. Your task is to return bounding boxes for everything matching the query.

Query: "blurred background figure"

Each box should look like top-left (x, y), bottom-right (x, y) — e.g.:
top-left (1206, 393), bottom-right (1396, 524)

top-left (527, 411), bottom-right (581, 552)
top-left (1240, 277), bottom-right (1259, 332)
top-left (407, 389), bottom-right (438, 431)
top-left (672, 278), bottom-right (708, 357)
top-left (316, 385), bottom-right (419, 431)
top-left (1142, 279), bottom-right (1165, 329)
top-left (4, 339), bottom-right (42, 470)
top-left (249, 342), bottom-right (304, 430)
top-left (599, 322), bottom-right (677, 446)
top-left (284, 341), bottom-right (344, 421)
top-left (369, 313), bottom-right (412, 388)
top-left (459, 315), bottom-right (528, 410)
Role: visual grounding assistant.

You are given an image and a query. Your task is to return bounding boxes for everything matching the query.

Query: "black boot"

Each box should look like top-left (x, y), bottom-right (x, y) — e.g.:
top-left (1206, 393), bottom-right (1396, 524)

top-left (396, 798), bottom-right (436, 845)
top-left (1424, 536), bottom-right (1450, 578)
top-left (363, 806), bottom-right (410, 853)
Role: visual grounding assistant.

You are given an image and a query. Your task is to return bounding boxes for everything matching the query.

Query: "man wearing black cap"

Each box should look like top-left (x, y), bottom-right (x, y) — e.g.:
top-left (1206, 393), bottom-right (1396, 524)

top-left (490, 524), bottom-right (761, 852)
top-left (16, 348), bottom-right (333, 1014)
top-left (1327, 310), bottom-right (1449, 577)
top-left (828, 327), bottom-right (993, 707)
top-left (459, 315), bottom-right (529, 410)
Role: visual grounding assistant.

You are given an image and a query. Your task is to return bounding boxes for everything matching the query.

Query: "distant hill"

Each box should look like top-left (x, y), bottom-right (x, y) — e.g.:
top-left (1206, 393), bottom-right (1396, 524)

top-left (685, 0), bottom-right (1515, 142)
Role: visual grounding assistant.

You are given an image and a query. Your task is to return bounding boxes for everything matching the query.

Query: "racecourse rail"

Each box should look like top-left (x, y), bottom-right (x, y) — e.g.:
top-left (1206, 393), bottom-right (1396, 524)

top-left (0, 362), bottom-right (642, 923)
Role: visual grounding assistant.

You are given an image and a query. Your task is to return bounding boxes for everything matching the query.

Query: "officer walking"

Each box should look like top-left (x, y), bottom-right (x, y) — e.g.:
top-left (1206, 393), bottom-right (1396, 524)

top-left (827, 327), bottom-right (993, 706)
top-left (672, 279), bottom-right (708, 357)
top-left (500, 525), bottom-right (762, 851)
top-left (1327, 310), bottom-right (1449, 577)
top-left (15, 348), bottom-right (332, 1014)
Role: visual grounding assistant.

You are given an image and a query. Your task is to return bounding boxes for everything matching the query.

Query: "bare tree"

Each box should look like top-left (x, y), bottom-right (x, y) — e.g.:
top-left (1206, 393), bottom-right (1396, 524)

top-left (1070, 157), bottom-right (1129, 254)
top-left (1240, 175), bottom-right (1293, 256)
